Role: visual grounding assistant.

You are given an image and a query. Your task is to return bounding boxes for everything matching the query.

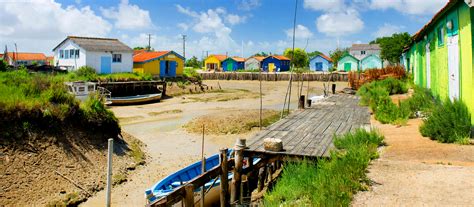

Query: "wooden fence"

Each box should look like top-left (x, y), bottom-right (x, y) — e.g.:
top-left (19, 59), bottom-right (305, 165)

top-left (199, 72), bottom-right (349, 82)
top-left (146, 142), bottom-right (322, 207)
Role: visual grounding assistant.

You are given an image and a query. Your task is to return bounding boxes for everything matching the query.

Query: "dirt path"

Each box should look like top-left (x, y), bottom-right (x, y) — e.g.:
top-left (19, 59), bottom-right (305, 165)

top-left (352, 118), bottom-right (474, 206)
top-left (82, 80), bottom-right (348, 206)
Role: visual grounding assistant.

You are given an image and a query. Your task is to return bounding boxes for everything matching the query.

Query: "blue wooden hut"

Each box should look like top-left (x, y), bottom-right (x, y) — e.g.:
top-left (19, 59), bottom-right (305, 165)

top-left (309, 54), bottom-right (333, 71)
top-left (221, 57), bottom-right (245, 71)
top-left (360, 54), bottom-right (383, 70)
top-left (261, 55), bottom-right (291, 72)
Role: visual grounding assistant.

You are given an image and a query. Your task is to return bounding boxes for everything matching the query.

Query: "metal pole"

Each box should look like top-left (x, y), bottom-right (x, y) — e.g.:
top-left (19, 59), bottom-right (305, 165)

top-left (287, 0), bottom-right (298, 115)
top-left (259, 67), bottom-right (263, 130)
top-left (106, 138), bottom-right (113, 207)
top-left (182, 35), bottom-right (187, 59)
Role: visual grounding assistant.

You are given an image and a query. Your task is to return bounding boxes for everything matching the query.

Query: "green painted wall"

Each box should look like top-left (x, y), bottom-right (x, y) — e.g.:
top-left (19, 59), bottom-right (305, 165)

top-left (405, 2), bottom-right (473, 124)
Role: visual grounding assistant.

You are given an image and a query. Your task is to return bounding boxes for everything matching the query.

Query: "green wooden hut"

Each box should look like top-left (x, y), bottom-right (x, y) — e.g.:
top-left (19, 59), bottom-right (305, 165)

top-left (337, 54), bottom-right (359, 72)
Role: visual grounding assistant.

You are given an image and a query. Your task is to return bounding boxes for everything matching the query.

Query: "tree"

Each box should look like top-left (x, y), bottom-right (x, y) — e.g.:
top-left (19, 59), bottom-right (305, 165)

top-left (370, 32), bottom-right (412, 64)
top-left (329, 48), bottom-right (349, 67)
top-left (307, 50), bottom-right (322, 59)
top-left (0, 60), bottom-right (7, 72)
top-left (253, 52), bottom-right (269, 57)
top-left (283, 48), bottom-right (309, 68)
top-left (185, 56), bottom-right (202, 68)
top-left (133, 46), bottom-right (154, 51)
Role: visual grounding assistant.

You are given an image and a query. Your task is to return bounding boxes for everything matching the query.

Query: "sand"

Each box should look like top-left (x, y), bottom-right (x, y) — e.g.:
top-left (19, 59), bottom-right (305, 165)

top-left (81, 80), bottom-right (348, 206)
top-left (352, 117), bottom-right (474, 206)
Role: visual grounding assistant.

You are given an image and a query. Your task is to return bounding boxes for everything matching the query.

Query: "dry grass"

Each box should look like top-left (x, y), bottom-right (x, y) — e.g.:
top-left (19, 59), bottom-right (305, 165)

top-left (184, 109), bottom-right (280, 135)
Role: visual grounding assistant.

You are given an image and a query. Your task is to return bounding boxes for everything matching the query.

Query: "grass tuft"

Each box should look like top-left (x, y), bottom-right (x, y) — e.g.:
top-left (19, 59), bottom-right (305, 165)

top-left (264, 129), bottom-right (384, 206)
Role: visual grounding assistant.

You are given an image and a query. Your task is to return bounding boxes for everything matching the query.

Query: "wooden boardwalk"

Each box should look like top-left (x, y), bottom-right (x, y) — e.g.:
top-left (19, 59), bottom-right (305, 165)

top-left (247, 94), bottom-right (370, 157)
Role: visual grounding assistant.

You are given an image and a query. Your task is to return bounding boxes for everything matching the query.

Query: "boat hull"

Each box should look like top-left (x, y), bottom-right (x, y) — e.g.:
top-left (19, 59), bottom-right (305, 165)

top-left (109, 93), bottom-right (162, 105)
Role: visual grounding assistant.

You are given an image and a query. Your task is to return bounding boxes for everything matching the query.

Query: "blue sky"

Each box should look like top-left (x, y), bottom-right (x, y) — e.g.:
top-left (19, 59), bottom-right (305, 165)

top-left (0, 0), bottom-right (448, 59)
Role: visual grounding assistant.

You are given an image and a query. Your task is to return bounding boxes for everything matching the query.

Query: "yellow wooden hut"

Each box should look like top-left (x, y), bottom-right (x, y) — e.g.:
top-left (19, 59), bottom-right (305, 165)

top-left (133, 51), bottom-right (185, 77)
top-left (204, 54), bottom-right (227, 71)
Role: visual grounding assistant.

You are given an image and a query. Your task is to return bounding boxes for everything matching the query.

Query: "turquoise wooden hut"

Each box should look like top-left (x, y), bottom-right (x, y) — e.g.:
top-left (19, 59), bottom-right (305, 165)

top-left (360, 54), bottom-right (383, 70)
top-left (337, 54), bottom-right (359, 72)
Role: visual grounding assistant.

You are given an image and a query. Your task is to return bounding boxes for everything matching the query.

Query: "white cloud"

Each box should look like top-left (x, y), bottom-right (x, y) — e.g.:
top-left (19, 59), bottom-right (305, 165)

top-left (316, 9), bottom-right (364, 37)
top-left (0, 0), bottom-right (111, 54)
top-left (177, 23), bottom-right (189, 31)
top-left (238, 0), bottom-right (261, 11)
top-left (370, 0), bottom-right (448, 15)
top-left (101, 0), bottom-right (152, 30)
top-left (303, 0), bottom-right (345, 11)
top-left (285, 24), bottom-right (313, 39)
top-left (373, 23), bottom-right (405, 37)
top-left (226, 14), bottom-right (247, 25)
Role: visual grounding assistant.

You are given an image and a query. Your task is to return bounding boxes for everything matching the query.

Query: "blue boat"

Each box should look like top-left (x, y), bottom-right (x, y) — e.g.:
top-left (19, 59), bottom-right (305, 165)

top-left (145, 151), bottom-right (233, 204)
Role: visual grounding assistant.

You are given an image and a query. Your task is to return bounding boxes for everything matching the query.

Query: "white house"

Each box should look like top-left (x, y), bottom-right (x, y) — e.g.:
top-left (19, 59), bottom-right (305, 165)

top-left (244, 56), bottom-right (265, 70)
top-left (349, 44), bottom-right (381, 60)
top-left (52, 36), bottom-right (133, 74)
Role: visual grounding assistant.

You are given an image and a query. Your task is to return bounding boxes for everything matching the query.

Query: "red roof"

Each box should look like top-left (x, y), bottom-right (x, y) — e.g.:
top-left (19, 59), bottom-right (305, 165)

top-left (272, 55), bottom-right (291, 61)
top-left (412, 0), bottom-right (458, 42)
top-left (209, 54), bottom-right (227, 61)
top-left (319, 54), bottom-right (333, 62)
top-left (230, 56), bottom-right (245, 62)
top-left (133, 49), bottom-right (146, 56)
top-left (249, 56), bottom-right (266, 61)
top-left (0, 54), bottom-right (3, 59)
top-left (133, 51), bottom-right (170, 63)
top-left (5, 52), bottom-right (47, 61)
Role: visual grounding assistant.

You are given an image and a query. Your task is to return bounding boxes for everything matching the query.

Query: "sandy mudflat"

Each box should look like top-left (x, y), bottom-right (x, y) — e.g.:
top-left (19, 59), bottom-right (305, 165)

top-left (82, 80), bottom-right (348, 206)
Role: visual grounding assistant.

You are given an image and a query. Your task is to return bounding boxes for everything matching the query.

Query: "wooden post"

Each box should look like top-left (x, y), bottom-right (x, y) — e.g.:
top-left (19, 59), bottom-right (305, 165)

top-left (241, 177), bottom-right (248, 204)
top-left (184, 184), bottom-right (194, 207)
top-left (257, 167), bottom-right (266, 192)
top-left (230, 139), bottom-right (245, 204)
top-left (219, 148), bottom-right (228, 207)
top-left (332, 83), bottom-right (336, 94)
top-left (267, 163), bottom-right (274, 182)
top-left (106, 138), bottom-right (113, 207)
top-left (298, 95), bottom-right (305, 109)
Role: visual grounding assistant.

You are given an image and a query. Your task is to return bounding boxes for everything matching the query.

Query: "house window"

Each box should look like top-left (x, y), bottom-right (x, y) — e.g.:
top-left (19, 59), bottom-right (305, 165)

top-left (438, 26), bottom-right (444, 46)
top-left (75, 49), bottom-right (80, 58)
top-left (70, 50), bottom-right (75, 59)
top-left (60, 50), bottom-right (64, 59)
top-left (113, 54), bottom-right (122, 63)
top-left (65, 50), bottom-right (69, 59)
top-left (361, 51), bottom-right (366, 55)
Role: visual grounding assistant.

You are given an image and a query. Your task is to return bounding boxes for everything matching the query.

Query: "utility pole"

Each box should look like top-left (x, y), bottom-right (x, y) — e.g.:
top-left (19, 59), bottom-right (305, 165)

top-left (182, 35), bottom-right (187, 59)
top-left (147, 34), bottom-right (151, 51)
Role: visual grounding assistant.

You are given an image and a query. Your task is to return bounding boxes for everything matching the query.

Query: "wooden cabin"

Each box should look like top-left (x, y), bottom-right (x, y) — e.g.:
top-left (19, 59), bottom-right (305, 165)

top-left (360, 54), bottom-right (383, 70)
top-left (222, 57), bottom-right (245, 71)
top-left (261, 55), bottom-right (290, 72)
top-left (204, 55), bottom-right (227, 71)
top-left (337, 54), bottom-right (359, 72)
top-left (402, 0), bottom-right (474, 125)
top-left (244, 56), bottom-right (265, 70)
top-left (133, 51), bottom-right (184, 78)
top-left (309, 54), bottom-right (333, 72)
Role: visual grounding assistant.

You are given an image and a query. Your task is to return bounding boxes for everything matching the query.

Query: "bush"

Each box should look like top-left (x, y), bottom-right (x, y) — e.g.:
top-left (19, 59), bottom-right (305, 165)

top-left (183, 67), bottom-right (202, 83)
top-left (75, 66), bottom-right (97, 80)
top-left (404, 86), bottom-right (436, 117)
top-left (419, 98), bottom-right (471, 143)
top-left (264, 129), bottom-right (384, 206)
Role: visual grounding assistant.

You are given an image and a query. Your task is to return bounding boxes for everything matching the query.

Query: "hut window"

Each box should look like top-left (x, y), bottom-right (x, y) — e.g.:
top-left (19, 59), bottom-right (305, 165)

top-left (437, 26), bottom-right (444, 46)
top-left (113, 54), bottom-right (122, 63)
top-left (75, 49), bottom-right (80, 58)
top-left (59, 50), bottom-right (64, 59)
top-left (361, 51), bottom-right (366, 55)
top-left (65, 50), bottom-right (69, 59)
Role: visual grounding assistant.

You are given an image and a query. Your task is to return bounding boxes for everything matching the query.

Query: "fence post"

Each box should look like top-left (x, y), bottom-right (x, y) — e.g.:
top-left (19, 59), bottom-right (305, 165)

top-left (298, 95), bottom-right (305, 109)
top-left (220, 148), bottom-right (229, 207)
top-left (184, 184), bottom-right (194, 207)
top-left (106, 138), bottom-right (113, 207)
top-left (230, 139), bottom-right (245, 204)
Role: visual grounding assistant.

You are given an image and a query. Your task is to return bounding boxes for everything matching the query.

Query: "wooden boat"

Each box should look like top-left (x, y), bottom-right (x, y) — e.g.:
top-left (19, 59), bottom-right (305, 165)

top-left (65, 81), bottom-right (112, 105)
top-left (109, 93), bottom-right (162, 105)
top-left (145, 152), bottom-right (230, 205)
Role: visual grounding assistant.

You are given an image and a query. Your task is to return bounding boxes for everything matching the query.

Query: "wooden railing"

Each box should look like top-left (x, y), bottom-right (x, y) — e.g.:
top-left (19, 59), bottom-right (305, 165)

top-left (147, 141), bottom-right (323, 207)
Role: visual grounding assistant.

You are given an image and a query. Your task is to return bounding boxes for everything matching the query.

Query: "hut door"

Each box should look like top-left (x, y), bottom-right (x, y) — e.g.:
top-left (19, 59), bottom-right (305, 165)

top-left (227, 62), bottom-right (233, 71)
top-left (447, 35), bottom-right (459, 100)
top-left (269, 63), bottom-right (275, 72)
top-left (425, 43), bottom-right (430, 89)
top-left (344, 63), bottom-right (351, 72)
top-left (315, 62), bottom-right (323, 71)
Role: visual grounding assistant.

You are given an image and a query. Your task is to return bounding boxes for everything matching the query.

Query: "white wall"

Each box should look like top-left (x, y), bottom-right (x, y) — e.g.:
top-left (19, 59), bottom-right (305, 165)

top-left (53, 40), bottom-right (86, 70)
top-left (350, 49), bottom-right (381, 60)
top-left (245, 58), bottom-right (261, 70)
top-left (86, 51), bottom-right (133, 74)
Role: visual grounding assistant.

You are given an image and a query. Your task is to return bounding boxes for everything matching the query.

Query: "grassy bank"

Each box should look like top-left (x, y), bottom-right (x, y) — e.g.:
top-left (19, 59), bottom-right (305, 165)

top-left (264, 129), bottom-right (384, 206)
top-left (0, 69), bottom-right (119, 139)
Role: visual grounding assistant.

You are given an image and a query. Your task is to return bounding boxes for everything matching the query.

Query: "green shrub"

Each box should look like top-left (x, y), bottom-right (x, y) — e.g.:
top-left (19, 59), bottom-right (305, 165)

top-left (419, 98), bottom-right (471, 143)
top-left (75, 66), bottom-right (97, 80)
top-left (183, 67), bottom-right (202, 82)
top-left (264, 129), bottom-right (384, 206)
top-left (0, 60), bottom-right (7, 72)
top-left (404, 86), bottom-right (436, 117)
